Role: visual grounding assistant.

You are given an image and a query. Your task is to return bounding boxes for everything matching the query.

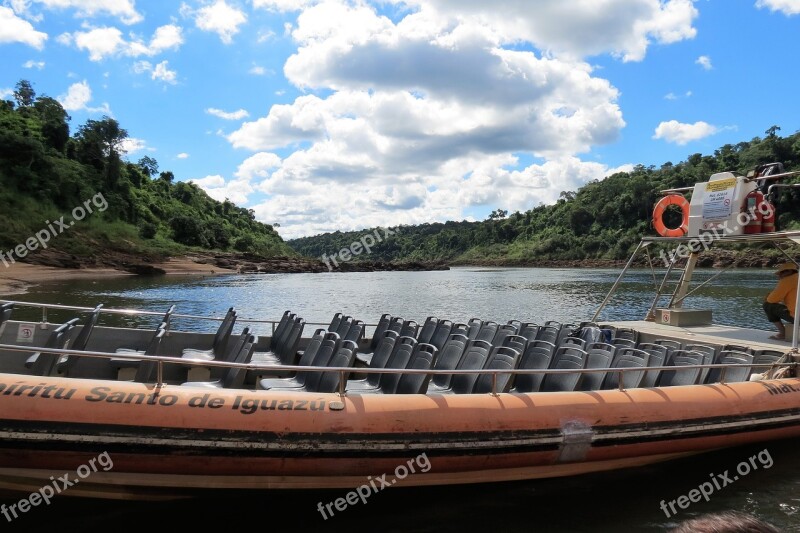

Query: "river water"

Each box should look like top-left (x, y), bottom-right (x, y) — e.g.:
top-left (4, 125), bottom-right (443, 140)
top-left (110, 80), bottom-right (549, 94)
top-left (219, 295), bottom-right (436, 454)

top-left (4, 267), bottom-right (799, 532)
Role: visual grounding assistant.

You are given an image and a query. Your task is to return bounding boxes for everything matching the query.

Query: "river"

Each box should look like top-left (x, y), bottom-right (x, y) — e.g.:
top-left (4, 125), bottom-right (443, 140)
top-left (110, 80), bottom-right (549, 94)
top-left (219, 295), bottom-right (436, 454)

top-left (4, 266), bottom-right (799, 532)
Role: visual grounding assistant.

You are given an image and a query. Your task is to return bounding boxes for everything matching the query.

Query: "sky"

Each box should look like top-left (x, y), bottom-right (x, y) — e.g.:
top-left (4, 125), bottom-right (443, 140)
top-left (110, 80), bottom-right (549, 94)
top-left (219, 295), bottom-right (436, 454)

top-left (1, 0), bottom-right (800, 240)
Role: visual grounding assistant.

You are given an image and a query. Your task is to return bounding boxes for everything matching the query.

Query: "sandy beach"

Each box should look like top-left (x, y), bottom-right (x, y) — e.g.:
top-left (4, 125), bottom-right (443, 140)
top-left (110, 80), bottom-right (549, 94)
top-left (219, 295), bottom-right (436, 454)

top-left (0, 257), bottom-right (238, 296)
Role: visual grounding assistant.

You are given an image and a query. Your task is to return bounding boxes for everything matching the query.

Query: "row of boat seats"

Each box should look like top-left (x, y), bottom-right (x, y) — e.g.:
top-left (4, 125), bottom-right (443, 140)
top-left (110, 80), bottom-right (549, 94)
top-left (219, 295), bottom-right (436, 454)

top-left (24, 304), bottom-right (104, 376)
top-left (258, 329), bottom-right (362, 393)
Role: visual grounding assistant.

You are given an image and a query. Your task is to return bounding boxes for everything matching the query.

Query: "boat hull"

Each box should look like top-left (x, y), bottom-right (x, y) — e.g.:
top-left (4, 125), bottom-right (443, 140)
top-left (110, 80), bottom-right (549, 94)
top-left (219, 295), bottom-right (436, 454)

top-left (1, 373), bottom-right (799, 499)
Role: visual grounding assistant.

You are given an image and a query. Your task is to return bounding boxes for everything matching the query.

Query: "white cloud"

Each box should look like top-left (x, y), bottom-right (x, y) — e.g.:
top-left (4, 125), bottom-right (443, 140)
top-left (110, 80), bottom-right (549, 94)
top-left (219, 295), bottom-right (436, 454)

top-left (207, 107), bottom-right (250, 120)
top-left (235, 152), bottom-right (282, 180)
top-left (120, 137), bottom-right (148, 154)
top-left (756, 0), bottom-right (800, 15)
top-left (61, 24), bottom-right (183, 61)
top-left (392, 0), bottom-right (698, 62)
top-left (252, 0), bottom-right (316, 11)
top-left (23, 60), bottom-right (45, 69)
top-left (653, 120), bottom-right (718, 145)
top-left (0, 88), bottom-right (14, 100)
top-left (57, 80), bottom-right (111, 113)
top-left (249, 65), bottom-right (267, 75)
top-left (23, 0), bottom-right (142, 24)
top-left (152, 60), bottom-right (178, 84)
top-left (194, 0), bottom-right (247, 44)
top-left (695, 55), bottom-right (712, 70)
top-left (133, 60), bottom-right (178, 84)
top-left (189, 174), bottom-right (253, 204)
top-left (177, 152), bottom-right (190, 159)
top-left (0, 6), bottom-right (48, 49)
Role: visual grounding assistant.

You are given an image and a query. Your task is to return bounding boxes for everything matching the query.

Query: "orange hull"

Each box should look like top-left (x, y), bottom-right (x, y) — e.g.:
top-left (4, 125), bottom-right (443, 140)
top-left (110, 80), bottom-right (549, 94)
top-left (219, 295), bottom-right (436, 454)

top-left (1, 373), bottom-right (799, 498)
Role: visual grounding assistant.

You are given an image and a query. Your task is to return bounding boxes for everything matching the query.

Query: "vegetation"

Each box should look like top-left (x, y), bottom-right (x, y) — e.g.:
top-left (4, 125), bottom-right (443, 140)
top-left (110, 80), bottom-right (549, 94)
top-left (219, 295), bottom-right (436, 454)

top-left (290, 127), bottom-right (800, 265)
top-left (0, 79), bottom-right (292, 262)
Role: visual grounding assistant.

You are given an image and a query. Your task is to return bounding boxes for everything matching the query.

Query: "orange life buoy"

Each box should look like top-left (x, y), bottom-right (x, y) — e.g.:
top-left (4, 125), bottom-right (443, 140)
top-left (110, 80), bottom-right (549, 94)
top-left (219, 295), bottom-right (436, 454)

top-left (652, 194), bottom-right (690, 237)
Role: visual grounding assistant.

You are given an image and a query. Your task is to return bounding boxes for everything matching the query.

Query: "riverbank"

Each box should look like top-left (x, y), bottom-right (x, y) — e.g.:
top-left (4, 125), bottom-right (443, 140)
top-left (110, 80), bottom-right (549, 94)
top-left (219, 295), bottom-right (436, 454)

top-left (0, 251), bottom-right (450, 295)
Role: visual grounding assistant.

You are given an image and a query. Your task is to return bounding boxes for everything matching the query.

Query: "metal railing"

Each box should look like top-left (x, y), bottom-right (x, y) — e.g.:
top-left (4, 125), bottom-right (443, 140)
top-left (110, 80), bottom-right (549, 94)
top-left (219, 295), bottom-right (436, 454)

top-left (0, 342), bottom-right (793, 397)
top-left (0, 299), bottom-right (380, 337)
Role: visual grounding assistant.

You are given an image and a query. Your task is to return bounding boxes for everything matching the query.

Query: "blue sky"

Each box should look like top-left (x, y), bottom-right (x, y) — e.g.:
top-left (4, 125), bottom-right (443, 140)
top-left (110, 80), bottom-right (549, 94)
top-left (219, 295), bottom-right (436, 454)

top-left (1, 0), bottom-right (799, 239)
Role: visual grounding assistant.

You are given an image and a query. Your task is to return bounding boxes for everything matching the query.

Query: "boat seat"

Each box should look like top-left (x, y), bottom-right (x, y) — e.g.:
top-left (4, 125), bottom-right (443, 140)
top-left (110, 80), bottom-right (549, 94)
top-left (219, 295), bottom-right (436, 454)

top-left (259, 332), bottom-right (340, 390)
top-left (28, 318), bottom-right (80, 376)
top-left (555, 324), bottom-right (577, 347)
top-left (654, 338), bottom-right (682, 350)
top-left (348, 330), bottom-right (400, 391)
top-left (602, 349), bottom-right (650, 390)
top-left (251, 318), bottom-right (305, 367)
top-left (577, 342), bottom-right (615, 391)
top-left (26, 304), bottom-right (103, 373)
top-left (427, 320), bottom-right (453, 352)
top-left (395, 344), bottom-right (438, 394)
top-left (501, 335), bottom-right (527, 359)
top-left (684, 344), bottom-right (718, 384)
top-left (657, 350), bottom-right (705, 387)
top-left (465, 318), bottom-right (483, 340)
top-left (356, 337), bottom-right (419, 394)
top-left (612, 327), bottom-right (639, 345)
top-left (181, 333), bottom-right (257, 389)
top-left (751, 349), bottom-right (786, 376)
top-left (109, 320), bottom-right (169, 373)
top-left (540, 347), bottom-right (587, 392)
top-left (637, 343), bottom-right (670, 388)
top-left (369, 313), bottom-right (393, 351)
top-left (416, 316), bottom-right (439, 345)
top-left (721, 343), bottom-right (754, 355)
top-left (425, 333), bottom-right (469, 394)
top-left (276, 341), bottom-right (359, 394)
top-left (519, 324), bottom-right (540, 343)
top-left (112, 304), bottom-right (176, 357)
top-left (705, 350), bottom-right (754, 384)
top-left (327, 312), bottom-right (345, 335)
top-left (610, 338), bottom-right (636, 350)
top-left (491, 324), bottom-right (518, 348)
top-left (534, 325), bottom-right (560, 345)
top-left (475, 322), bottom-right (498, 344)
top-left (131, 327), bottom-right (167, 383)
top-left (180, 307), bottom-right (237, 361)
top-left (438, 339), bottom-right (492, 394)
top-left (450, 323), bottom-right (469, 338)
top-left (509, 340), bottom-right (554, 393)
top-left (0, 302), bottom-right (15, 337)
top-left (472, 346), bottom-right (521, 394)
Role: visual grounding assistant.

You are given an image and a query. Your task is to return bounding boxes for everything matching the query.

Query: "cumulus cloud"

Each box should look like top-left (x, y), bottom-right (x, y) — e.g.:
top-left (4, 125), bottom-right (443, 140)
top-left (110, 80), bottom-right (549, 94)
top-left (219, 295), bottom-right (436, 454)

top-left (133, 60), bottom-right (179, 84)
top-left (756, 0), bottom-right (800, 15)
top-left (60, 24), bottom-right (183, 61)
top-left (177, 152), bottom-right (190, 159)
top-left (189, 174), bottom-right (253, 204)
top-left (57, 80), bottom-right (111, 113)
top-left (0, 6), bottom-right (48, 49)
top-left (396, 0), bottom-right (698, 62)
top-left (206, 107), bottom-right (250, 120)
top-left (653, 120), bottom-right (718, 145)
top-left (193, 0), bottom-right (247, 44)
top-left (695, 55), bottom-right (712, 69)
top-left (22, 0), bottom-right (142, 24)
top-left (222, 0), bottom-right (674, 237)
top-left (120, 137), bottom-right (148, 154)
top-left (23, 60), bottom-right (45, 69)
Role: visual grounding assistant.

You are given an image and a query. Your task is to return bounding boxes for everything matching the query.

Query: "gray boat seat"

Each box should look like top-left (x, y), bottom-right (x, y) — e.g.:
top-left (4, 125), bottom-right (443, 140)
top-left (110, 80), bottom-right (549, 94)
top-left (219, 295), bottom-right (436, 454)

top-left (577, 342), bottom-right (615, 391)
top-left (440, 339), bottom-right (492, 394)
top-left (425, 333), bottom-right (469, 393)
top-left (472, 346), bottom-right (521, 394)
top-left (395, 344), bottom-right (438, 394)
top-left (356, 337), bottom-right (418, 395)
top-left (637, 342), bottom-right (670, 388)
top-left (705, 350), bottom-right (754, 384)
top-left (28, 318), bottom-right (79, 376)
top-left (657, 350), bottom-right (704, 387)
top-left (181, 333), bottom-right (257, 389)
top-left (540, 346), bottom-right (587, 392)
top-left (602, 348), bottom-right (650, 390)
top-left (259, 332), bottom-right (340, 390)
top-left (181, 307), bottom-right (237, 361)
top-left (347, 330), bottom-right (400, 391)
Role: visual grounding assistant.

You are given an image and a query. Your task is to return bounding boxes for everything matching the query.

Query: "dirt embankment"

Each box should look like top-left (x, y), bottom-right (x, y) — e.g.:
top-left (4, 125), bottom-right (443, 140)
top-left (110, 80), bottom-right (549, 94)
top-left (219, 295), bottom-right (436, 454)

top-left (0, 248), bottom-right (450, 295)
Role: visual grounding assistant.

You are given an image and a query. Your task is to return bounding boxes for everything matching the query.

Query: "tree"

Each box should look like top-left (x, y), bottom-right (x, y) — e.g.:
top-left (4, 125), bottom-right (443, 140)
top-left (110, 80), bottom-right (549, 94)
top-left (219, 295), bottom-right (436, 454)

top-left (488, 209), bottom-right (508, 220)
top-left (138, 156), bottom-right (159, 177)
top-left (13, 80), bottom-right (35, 107)
top-left (33, 96), bottom-right (70, 152)
top-left (159, 171), bottom-right (174, 184)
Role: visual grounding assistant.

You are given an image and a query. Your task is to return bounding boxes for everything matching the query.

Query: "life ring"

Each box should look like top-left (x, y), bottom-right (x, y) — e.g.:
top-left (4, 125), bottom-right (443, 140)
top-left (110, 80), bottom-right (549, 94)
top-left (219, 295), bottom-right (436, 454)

top-left (652, 194), bottom-right (690, 237)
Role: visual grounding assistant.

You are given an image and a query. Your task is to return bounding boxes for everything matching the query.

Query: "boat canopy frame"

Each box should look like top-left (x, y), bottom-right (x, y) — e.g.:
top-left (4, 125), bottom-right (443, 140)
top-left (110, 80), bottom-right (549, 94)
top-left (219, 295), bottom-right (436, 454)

top-left (592, 230), bottom-right (800, 352)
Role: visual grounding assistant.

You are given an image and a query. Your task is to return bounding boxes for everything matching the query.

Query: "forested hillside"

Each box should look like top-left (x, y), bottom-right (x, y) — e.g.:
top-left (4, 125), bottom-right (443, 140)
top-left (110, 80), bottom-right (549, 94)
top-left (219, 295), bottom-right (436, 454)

top-left (290, 128), bottom-right (800, 265)
top-left (0, 80), bottom-right (292, 265)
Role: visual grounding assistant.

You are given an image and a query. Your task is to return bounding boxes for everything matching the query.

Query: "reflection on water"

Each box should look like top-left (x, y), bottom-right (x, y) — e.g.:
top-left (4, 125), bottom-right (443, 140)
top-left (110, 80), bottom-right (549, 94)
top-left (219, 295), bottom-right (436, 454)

top-left (2, 266), bottom-right (798, 532)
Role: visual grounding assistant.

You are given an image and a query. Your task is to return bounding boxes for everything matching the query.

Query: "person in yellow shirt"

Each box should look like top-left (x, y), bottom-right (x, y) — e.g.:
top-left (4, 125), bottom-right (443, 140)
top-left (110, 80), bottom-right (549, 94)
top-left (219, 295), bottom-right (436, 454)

top-left (763, 262), bottom-right (799, 340)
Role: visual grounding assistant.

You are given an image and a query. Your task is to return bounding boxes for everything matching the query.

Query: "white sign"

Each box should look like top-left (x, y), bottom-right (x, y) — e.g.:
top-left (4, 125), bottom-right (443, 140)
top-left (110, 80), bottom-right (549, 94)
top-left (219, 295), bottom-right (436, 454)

top-left (16, 323), bottom-right (37, 343)
top-left (662, 311), bottom-right (671, 325)
top-left (702, 177), bottom-right (737, 220)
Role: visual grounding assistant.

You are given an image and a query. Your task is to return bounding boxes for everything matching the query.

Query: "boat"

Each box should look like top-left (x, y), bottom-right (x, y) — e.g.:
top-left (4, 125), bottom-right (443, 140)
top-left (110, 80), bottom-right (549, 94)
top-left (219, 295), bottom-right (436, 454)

top-left (1, 165), bottom-right (799, 501)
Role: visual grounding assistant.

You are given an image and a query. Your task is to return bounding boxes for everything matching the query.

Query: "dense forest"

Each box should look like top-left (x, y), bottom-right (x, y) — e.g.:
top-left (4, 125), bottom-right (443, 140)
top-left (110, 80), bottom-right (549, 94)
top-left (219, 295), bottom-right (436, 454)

top-left (0, 80), bottom-right (292, 265)
top-left (290, 127), bottom-right (800, 265)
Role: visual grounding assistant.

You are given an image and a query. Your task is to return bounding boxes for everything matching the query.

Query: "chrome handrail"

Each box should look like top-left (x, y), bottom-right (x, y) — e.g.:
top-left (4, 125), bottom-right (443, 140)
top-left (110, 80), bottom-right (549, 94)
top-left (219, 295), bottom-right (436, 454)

top-left (0, 299), bottom-right (380, 330)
